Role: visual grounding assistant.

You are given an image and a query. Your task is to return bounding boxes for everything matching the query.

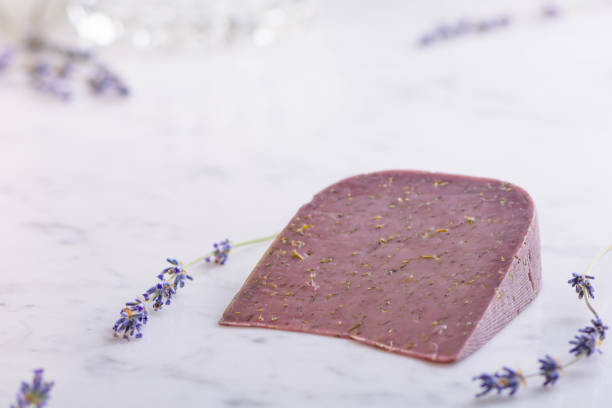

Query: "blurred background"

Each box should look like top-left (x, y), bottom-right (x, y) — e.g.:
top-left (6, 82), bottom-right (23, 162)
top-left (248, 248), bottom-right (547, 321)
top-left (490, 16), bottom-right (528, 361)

top-left (0, 0), bottom-right (610, 246)
top-left (1, 1), bottom-right (612, 407)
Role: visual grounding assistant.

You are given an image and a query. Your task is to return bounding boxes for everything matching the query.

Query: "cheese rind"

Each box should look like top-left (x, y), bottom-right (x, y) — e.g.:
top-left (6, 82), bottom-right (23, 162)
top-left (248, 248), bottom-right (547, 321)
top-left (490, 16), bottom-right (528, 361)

top-left (220, 170), bottom-right (541, 362)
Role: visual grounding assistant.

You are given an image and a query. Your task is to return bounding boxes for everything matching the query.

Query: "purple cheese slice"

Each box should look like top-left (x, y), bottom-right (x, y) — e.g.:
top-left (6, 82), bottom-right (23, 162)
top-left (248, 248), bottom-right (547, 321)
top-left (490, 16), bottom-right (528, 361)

top-left (220, 170), bottom-right (541, 362)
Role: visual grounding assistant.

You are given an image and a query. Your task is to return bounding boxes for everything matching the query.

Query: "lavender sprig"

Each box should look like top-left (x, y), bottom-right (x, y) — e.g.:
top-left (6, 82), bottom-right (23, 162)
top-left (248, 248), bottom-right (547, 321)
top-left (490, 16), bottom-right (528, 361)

top-left (568, 318), bottom-right (608, 357)
top-left (28, 60), bottom-right (72, 100)
top-left (541, 2), bottom-right (562, 18)
top-left (3, 34), bottom-right (128, 101)
top-left (473, 244), bottom-right (611, 398)
top-left (473, 373), bottom-right (498, 397)
top-left (495, 367), bottom-right (525, 396)
top-left (569, 333), bottom-right (599, 357)
top-left (112, 234), bottom-right (277, 340)
top-left (159, 258), bottom-right (193, 288)
top-left (417, 3), bottom-right (562, 49)
top-left (205, 239), bottom-right (232, 265)
top-left (0, 45), bottom-right (15, 71)
top-left (112, 297), bottom-right (149, 339)
top-left (538, 355), bottom-right (562, 386)
top-left (568, 273), bottom-right (595, 299)
top-left (417, 15), bottom-right (511, 48)
top-left (473, 367), bottom-right (525, 397)
top-left (144, 281), bottom-right (175, 311)
top-left (580, 317), bottom-right (608, 341)
top-left (112, 258), bottom-right (191, 340)
top-left (88, 64), bottom-right (130, 97)
top-left (11, 369), bottom-right (54, 408)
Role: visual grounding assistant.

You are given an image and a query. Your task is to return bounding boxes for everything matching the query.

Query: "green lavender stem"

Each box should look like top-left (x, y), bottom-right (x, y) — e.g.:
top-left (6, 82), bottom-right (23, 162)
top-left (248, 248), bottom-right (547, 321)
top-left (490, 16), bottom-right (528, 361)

top-left (582, 245), bottom-right (612, 278)
top-left (184, 233), bottom-right (277, 268)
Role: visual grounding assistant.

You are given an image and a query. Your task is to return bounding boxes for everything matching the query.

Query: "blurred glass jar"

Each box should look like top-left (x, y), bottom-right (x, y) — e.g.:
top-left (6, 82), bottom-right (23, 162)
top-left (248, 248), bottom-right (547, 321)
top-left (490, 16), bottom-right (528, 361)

top-left (0, 0), bottom-right (69, 37)
top-left (66, 0), bottom-right (317, 49)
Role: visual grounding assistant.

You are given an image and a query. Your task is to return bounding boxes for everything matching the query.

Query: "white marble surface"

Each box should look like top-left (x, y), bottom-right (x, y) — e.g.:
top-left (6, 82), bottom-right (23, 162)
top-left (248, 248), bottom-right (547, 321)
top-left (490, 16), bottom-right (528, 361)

top-left (1, 1), bottom-right (612, 406)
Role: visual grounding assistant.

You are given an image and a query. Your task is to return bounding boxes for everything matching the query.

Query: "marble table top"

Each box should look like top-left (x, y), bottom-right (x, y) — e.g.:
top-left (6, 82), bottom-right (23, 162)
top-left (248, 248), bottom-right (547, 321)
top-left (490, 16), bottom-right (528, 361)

top-left (0, 1), bottom-right (611, 406)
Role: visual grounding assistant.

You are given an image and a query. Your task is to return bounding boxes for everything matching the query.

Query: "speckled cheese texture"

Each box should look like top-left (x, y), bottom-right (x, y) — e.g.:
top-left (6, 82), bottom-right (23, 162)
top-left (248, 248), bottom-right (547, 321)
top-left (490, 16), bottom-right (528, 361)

top-left (220, 170), bottom-right (541, 362)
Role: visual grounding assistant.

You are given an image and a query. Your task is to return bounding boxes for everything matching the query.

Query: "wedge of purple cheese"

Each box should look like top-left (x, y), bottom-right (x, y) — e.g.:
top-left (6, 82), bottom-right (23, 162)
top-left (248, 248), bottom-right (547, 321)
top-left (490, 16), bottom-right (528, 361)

top-left (220, 170), bottom-right (541, 362)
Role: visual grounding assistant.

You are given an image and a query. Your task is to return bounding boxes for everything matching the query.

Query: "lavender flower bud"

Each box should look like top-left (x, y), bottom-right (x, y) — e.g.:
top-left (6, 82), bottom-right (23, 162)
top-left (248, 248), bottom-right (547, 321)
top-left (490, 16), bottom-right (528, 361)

top-left (11, 369), bottom-right (54, 408)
